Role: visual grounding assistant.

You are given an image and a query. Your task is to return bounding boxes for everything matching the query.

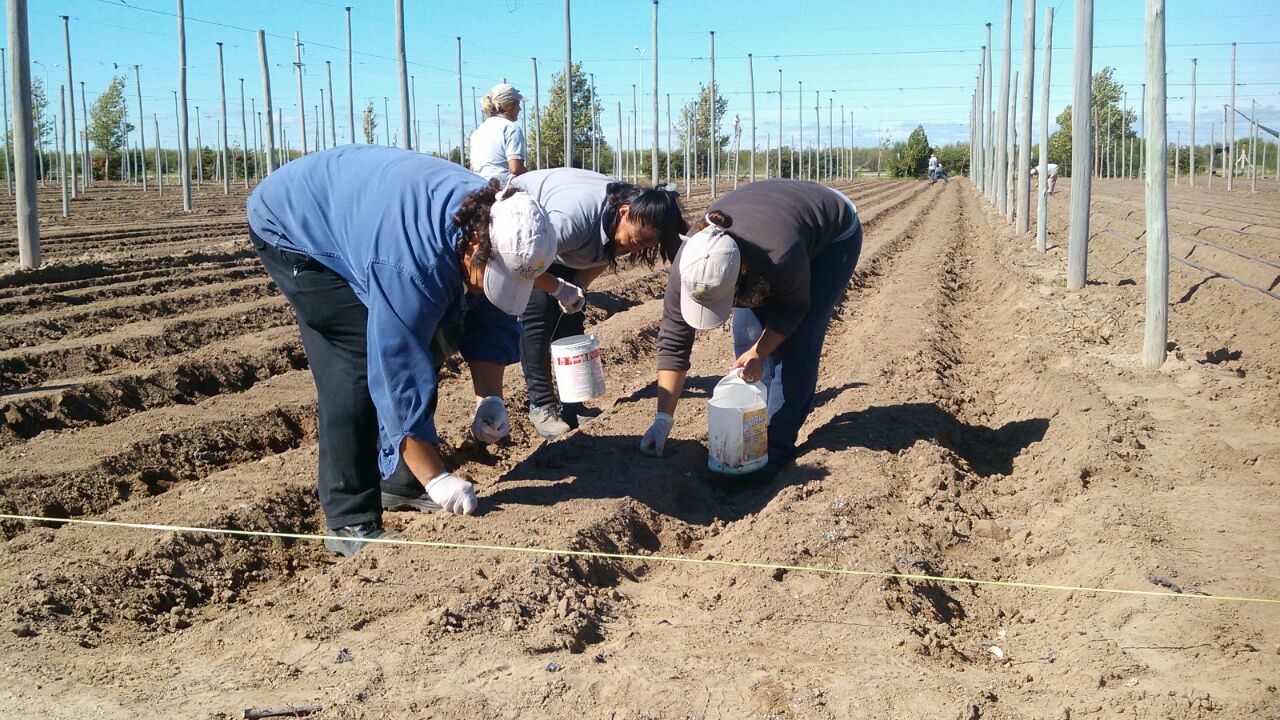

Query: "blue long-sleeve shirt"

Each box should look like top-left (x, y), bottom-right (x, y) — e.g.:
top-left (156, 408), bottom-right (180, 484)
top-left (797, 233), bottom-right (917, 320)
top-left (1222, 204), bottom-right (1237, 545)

top-left (247, 145), bottom-right (520, 477)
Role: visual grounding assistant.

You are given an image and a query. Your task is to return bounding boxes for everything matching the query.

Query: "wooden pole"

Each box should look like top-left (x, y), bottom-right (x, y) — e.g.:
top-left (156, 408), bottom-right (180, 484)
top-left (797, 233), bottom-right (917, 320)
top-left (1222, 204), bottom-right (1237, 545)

top-left (436, 103), bottom-right (442, 157)
top-left (984, 25), bottom-right (993, 198)
top-left (61, 16), bottom-right (78, 198)
top-left (995, 0), bottom-right (1012, 213)
top-left (345, 7), bottom-right (354, 144)
top-left (175, 0), bottom-right (193, 208)
top-left (253, 102), bottom-right (260, 179)
top-left (684, 114), bottom-right (690, 194)
top-left (650, 0), bottom-right (659, 181)
top-left (666, 92), bottom-right (672, 184)
top-left (976, 45), bottom-right (985, 193)
top-left (318, 90), bottom-right (326, 150)
top-left (566, 0), bottom-right (575, 169)
top-left (777, 69), bottom-right (783, 179)
top-left (1143, 0), bottom-right (1168, 370)
top-left (1007, 72), bottom-right (1017, 222)
top-left (531, 56), bottom-right (541, 169)
top-left (259, 31), bottom-right (277, 174)
top-left (1067, 0), bottom-right (1093, 290)
top-left (1227, 42), bottom-right (1235, 190)
top-left (217, 42), bottom-right (230, 193)
top-left (394, 0), bottom-right (411, 150)
top-left (1189, 58), bottom-right (1196, 185)
top-left (1016, 0), bottom-right (1035, 234)
top-left (59, 85), bottom-right (68, 216)
top-left (324, 61), bottom-right (336, 149)
top-left (196, 107), bottom-right (202, 183)
top-left (293, 33), bottom-right (307, 155)
top-left (1175, 130), bottom-right (1180, 184)
top-left (1036, 6), bottom-right (1053, 253)
top-left (135, 65), bottom-right (147, 191)
top-left (154, 113), bottom-right (162, 196)
top-left (797, 79), bottom-right (803, 182)
top-left (411, 75), bottom-right (419, 151)
top-left (1221, 104), bottom-right (1227, 181)
top-left (709, 31), bottom-right (717, 198)
top-left (588, 74), bottom-right (597, 171)
top-left (239, 78), bottom-right (249, 187)
top-left (456, 39), bottom-right (466, 159)
top-left (80, 81), bottom-right (88, 189)
top-left (1, 48), bottom-right (10, 196)
top-left (1249, 99), bottom-right (1257, 192)
top-left (616, 101), bottom-right (623, 177)
top-left (748, 52), bottom-right (756, 183)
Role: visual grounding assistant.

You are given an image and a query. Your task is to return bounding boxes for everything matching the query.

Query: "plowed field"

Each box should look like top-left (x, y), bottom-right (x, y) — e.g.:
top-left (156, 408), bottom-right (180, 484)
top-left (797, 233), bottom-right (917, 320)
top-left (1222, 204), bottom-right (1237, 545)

top-left (1, 177), bottom-right (1276, 719)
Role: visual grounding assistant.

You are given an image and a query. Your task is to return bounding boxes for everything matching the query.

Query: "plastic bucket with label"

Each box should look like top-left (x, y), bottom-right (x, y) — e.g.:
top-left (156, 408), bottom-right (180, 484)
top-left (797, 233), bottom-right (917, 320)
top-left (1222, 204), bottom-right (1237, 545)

top-left (551, 334), bottom-right (606, 403)
top-left (707, 370), bottom-right (769, 474)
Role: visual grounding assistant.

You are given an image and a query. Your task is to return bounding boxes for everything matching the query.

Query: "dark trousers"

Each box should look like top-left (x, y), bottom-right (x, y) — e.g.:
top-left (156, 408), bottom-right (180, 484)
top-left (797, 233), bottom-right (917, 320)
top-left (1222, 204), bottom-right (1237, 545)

top-left (252, 231), bottom-right (420, 529)
top-left (518, 263), bottom-right (585, 410)
top-left (732, 218), bottom-right (863, 458)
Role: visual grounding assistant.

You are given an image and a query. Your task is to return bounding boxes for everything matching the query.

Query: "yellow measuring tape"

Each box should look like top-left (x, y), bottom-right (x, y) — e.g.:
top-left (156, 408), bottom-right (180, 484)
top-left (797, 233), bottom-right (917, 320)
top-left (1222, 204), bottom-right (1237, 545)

top-left (3, 513), bottom-right (1278, 605)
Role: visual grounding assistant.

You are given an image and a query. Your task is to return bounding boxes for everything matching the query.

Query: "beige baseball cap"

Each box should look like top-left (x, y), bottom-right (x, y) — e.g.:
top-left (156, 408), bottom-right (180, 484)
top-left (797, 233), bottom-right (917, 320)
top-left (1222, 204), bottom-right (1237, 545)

top-left (484, 193), bottom-right (556, 315)
top-left (677, 224), bottom-right (740, 330)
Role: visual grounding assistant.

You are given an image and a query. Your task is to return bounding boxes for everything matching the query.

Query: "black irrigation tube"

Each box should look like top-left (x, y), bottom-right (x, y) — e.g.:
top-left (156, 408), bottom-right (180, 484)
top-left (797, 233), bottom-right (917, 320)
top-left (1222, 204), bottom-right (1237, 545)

top-left (1100, 211), bottom-right (1280, 272)
top-left (1096, 228), bottom-right (1280, 301)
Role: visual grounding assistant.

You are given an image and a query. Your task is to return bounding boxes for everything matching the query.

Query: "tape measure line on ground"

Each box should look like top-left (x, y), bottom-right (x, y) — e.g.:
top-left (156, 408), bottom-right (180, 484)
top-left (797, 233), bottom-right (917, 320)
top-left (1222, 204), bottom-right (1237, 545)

top-left (2, 514), bottom-right (1277, 605)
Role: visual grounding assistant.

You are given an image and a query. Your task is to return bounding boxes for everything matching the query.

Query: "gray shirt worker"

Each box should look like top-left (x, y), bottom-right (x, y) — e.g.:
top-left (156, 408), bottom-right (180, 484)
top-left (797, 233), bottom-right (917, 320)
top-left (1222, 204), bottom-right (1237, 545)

top-left (657, 180), bottom-right (859, 373)
top-left (510, 168), bottom-right (614, 269)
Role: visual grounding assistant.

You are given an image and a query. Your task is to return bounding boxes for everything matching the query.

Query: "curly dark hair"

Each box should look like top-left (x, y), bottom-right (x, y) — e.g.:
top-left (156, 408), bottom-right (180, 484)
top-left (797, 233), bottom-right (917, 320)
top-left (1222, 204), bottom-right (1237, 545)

top-left (453, 179), bottom-right (525, 266)
top-left (603, 182), bottom-right (690, 269)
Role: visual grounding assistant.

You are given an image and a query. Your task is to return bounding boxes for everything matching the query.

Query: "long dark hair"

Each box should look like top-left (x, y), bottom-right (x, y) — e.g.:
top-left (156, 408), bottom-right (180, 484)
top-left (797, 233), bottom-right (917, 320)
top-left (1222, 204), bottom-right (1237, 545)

top-left (603, 182), bottom-right (689, 268)
top-left (453, 179), bottom-right (523, 265)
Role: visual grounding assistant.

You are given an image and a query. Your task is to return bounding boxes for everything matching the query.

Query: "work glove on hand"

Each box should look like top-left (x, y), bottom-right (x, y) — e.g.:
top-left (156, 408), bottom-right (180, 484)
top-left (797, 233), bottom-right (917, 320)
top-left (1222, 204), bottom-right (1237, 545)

top-left (639, 412), bottom-right (675, 458)
top-left (425, 472), bottom-right (478, 516)
top-left (551, 277), bottom-right (587, 314)
top-left (471, 395), bottom-right (510, 444)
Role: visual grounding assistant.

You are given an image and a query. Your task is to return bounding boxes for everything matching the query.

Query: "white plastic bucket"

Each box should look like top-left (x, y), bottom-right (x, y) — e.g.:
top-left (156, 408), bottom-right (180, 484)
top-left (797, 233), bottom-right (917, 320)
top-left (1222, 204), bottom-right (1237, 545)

top-left (551, 334), bottom-right (606, 403)
top-left (707, 370), bottom-right (769, 474)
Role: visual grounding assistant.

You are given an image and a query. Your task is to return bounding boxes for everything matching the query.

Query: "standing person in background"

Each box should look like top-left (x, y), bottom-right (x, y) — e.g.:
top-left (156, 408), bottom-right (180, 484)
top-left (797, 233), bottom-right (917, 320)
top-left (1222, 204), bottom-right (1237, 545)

top-left (640, 179), bottom-right (862, 483)
top-left (248, 145), bottom-right (559, 556)
top-left (470, 83), bottom-right (528, 183)
top-left (1030, 163), bottom-right (1059, 194)
top-left (511, 168), bottom-right (689, 438)
top-left (927, 153), bottom-right (939, 183)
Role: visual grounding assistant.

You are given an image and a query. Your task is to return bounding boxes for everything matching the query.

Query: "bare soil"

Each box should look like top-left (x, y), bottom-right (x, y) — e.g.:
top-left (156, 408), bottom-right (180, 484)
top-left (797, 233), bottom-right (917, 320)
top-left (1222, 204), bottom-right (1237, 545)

top-left (0, 178), bottom-right (1277, 719)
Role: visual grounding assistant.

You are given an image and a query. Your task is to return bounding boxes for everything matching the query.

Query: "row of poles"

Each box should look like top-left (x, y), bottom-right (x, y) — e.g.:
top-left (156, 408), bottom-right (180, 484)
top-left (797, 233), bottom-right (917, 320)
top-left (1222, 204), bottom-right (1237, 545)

top-left (6, 0), bottom-right (910, 272)
top-left (970, 0), bottom-right (1178, 369)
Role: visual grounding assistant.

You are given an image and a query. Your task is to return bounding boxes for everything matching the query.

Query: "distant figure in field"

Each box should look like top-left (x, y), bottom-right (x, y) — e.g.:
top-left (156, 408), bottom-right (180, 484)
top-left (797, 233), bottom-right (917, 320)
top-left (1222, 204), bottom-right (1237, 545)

top-left (1030, 163), bottom-right (1060, 194)
top-left (927, 153), bottom-right (939, 183)
top-left (932, 162), bottom-right (949, 185)
top-left (470, 83), bottom-right (528, 183)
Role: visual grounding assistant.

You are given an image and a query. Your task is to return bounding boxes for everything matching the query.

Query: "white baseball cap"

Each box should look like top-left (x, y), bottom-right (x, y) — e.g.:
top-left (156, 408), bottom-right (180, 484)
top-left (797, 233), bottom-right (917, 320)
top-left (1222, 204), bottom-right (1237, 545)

top-left (677, 224), bottom-right (740, 330)
top-left (484, 192), bottom-right (556, 315)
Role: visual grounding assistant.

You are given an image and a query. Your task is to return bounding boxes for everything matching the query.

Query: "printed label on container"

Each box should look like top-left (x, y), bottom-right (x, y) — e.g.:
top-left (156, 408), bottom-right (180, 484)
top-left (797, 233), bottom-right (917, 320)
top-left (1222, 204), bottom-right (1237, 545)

top-left (741, 407), bottom-right (767, 463)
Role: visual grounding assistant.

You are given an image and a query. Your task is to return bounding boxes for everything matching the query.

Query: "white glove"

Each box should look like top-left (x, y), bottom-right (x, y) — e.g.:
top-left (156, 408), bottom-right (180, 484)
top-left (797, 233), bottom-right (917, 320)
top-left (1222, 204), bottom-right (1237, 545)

top-left (639, 412), bottom-right (675, 458)
top-left (425, 472), bottom-right (478, 515)
top-left (471, 395), bottom-right (510, 444)
top-left (551, 277), bottom-right (587, 314)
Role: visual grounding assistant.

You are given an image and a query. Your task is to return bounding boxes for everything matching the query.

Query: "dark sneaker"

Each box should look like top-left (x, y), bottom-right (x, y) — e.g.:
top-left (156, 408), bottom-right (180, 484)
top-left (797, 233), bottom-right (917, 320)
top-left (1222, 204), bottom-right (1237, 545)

top-left (529, 403), bottom-right (572, 439)
top-left (381, 490), bottom-right (442, 513)
top-left (562, 403), bottom-right (603, 429)
top-left (323, 521), bottom-right (398, 558)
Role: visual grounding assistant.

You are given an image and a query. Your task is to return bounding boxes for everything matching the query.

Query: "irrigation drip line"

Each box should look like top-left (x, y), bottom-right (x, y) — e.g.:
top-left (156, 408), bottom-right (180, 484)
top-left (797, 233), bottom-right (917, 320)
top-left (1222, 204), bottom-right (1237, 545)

top-left (1097, 229), bottom-right (1280, 301)
top-left (2, 514), bottom-right (1278, 606)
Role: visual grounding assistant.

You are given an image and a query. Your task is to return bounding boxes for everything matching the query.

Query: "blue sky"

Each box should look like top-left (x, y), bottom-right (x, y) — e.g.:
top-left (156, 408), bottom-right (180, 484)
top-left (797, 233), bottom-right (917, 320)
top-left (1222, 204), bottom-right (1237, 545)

top-left (20, 0), bottom-right (1280, 154)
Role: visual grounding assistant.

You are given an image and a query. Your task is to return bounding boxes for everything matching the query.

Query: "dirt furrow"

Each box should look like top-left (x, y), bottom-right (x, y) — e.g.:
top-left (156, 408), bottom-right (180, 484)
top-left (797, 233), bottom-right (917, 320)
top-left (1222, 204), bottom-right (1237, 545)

top-left (0, 370), bottom-right (318, 535)
top-left (0, 326), bottom-right (306, 447)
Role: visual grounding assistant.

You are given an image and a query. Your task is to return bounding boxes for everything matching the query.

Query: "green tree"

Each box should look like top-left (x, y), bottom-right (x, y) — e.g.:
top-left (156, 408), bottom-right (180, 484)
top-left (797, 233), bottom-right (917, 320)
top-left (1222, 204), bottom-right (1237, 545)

top-left (87, 75), bottom-right (131, 160)
top-left (674, 84), bottom-right (729, 170)
top-left (1046, 66), bottom-right (1133, 176)
top-left (529, 62), bottom-right (607, 169)
top-left (935, 142), bottom-right (970, 175)
top-left (891, 124), bottom-right (930, 178)
top-left (362, 101), bottom-right (377, 144)
top-left (30, 76), bottom-right (52, 148)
